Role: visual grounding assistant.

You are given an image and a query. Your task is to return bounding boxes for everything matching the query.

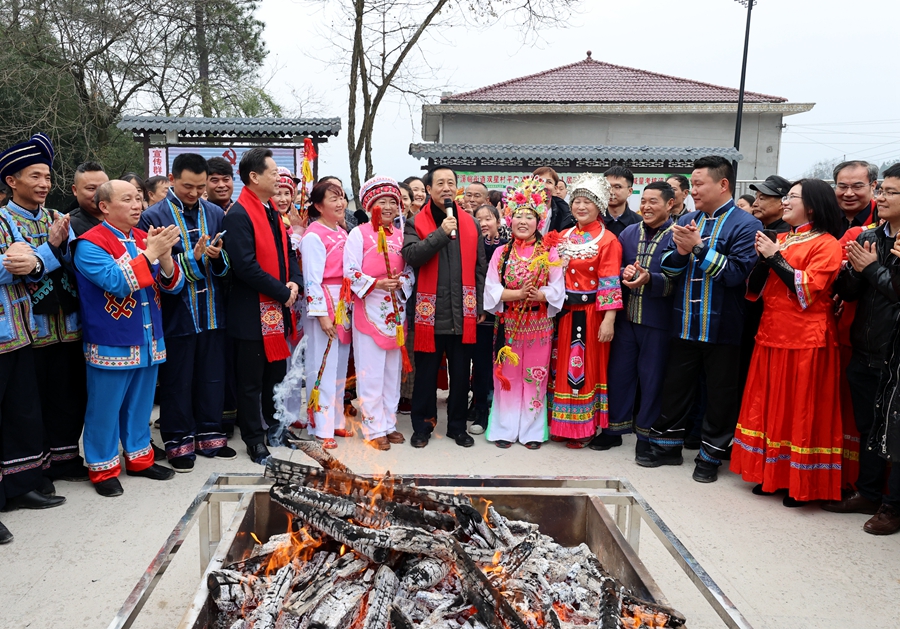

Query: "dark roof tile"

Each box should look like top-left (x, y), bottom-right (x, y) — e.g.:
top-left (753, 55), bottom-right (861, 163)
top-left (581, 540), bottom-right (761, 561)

top-left (409, 143), bottom-right (743, 162)
top-left (118, 116), bottom-right (341, 138)
top-left (443, 56), bottom-right (785, 104)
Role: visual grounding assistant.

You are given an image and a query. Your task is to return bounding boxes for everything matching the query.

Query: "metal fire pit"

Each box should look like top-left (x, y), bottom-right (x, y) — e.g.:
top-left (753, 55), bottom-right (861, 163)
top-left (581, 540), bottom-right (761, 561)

top-left (107, 473), bottom-right (754, 629)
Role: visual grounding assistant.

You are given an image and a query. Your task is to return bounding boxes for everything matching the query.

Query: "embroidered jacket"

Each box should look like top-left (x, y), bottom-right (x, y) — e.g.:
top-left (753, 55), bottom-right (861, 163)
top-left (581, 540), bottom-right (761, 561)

top-left (301, 221), bottom-right (351, 343)
top-left (661, 200), bottom-right (761, 345)
top-left (344, 222), bottom-right (415, 350)
top-left (557, 220), bottom-right (623, 311)
top-left (618, 220), bottom-right (675, 331)
top-left (73, 222), bottom-right (184, 369)
top-left (5, 201), bottom-right (80, 346)
top-left (0, 209), bottom-right (44, 354)
top-left (138, 191), bottom-right (229, 337)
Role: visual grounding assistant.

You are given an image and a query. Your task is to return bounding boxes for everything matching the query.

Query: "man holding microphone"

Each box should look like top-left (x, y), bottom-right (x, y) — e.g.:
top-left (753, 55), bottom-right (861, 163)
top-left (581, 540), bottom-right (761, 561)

top-left (402, 167), bottom-right (487, 448)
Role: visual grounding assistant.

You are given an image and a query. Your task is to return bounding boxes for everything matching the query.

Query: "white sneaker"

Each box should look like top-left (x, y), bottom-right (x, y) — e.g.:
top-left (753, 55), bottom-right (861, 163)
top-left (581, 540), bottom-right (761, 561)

top-left (469, 423), bottom-right (485, 435)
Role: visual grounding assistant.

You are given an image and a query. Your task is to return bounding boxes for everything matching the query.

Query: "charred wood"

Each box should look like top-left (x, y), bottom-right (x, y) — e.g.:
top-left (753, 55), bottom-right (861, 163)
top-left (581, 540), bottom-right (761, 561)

top-left (361, 564), bottom-right (398, 629)
top-left (291, 439), bottom-right (355, 474)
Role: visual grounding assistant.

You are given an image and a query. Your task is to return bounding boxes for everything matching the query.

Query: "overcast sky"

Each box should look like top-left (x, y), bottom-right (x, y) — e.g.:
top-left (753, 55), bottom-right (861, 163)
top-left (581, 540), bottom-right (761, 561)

top-left (256, 0), bottom-right (900, 184)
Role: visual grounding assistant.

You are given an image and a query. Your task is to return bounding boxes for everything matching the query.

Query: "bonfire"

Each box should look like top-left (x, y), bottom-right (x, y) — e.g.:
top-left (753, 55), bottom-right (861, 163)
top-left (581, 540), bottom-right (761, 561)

top-left (206, 442), bottom-right (685, 629)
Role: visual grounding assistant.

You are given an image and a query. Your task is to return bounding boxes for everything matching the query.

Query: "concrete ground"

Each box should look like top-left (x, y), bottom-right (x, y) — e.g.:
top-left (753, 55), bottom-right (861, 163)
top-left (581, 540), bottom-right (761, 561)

top-left (1, 403), bottom-right (895, 629)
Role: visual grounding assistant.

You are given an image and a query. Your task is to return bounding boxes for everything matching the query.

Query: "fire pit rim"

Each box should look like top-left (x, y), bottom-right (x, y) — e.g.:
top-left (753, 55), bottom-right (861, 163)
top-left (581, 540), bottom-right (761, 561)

top-left (108, 472), bottom-right (754, 629)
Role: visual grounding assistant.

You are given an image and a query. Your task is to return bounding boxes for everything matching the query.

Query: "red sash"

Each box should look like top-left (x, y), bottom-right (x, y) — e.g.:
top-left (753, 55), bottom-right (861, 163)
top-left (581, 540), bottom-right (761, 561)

top-left (237, 187), bottom-right (292, 362)
top-left (413, 201), bottom-right (477, 351)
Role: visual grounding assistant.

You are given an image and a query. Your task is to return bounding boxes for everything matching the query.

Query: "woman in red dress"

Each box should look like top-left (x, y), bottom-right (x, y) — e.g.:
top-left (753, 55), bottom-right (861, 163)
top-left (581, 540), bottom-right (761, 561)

top-left (549, 174), bottom-right (622, 447)
top-left (731, 179), bottom-right (845, 506)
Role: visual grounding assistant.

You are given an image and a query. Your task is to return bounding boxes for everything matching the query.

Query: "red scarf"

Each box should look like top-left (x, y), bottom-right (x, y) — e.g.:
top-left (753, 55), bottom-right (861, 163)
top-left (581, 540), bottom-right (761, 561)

top-left (413, 200), bottom-right (478, 351)
top-left (238, 187), bottom-right (292, 362)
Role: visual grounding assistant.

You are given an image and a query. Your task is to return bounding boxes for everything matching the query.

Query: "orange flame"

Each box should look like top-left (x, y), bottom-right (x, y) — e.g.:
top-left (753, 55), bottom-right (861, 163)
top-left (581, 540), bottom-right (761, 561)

top-left (262, 516), bottom-right (323, 576)
top-left (250, 532), bottom-right (262, 545)
top-left (340, 544), bottom-right (347, 556)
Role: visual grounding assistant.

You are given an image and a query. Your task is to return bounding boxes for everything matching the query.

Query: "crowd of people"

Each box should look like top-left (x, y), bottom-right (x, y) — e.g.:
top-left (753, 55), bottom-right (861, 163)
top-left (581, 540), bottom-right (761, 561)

top-left (1, 130), bottom-right (899, 547)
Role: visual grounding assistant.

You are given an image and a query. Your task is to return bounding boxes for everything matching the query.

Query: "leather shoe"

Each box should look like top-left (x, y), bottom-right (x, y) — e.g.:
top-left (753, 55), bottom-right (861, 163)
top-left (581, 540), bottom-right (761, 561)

top-left (247, 443), bottom-right (271, 465)
top-left (386, 431), bottom-right (405, 444)
top-left (126, 463), bottom-right (175, 481)
top-left (864, 504), bottom-right (900, 535)
top-left (450, 432), bottom-right (474, 448)
top-left (822, 490), bottom-right (881, 515)
top-left (1, 489), bottom-right (66, 511)
top-left (692, 462), bottom-right (718, 483)
top-left (410, 432), bottom-right (430, 448)
top-left (95, 477), bottom-right (124, 498)
top-left (366, 436), bottom-right (391, 451)
top-left (0, 520), bottom-right (12, 544)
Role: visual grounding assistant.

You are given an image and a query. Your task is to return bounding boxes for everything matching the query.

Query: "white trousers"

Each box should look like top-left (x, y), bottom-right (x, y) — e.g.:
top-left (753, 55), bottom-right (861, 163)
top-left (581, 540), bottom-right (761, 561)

top-left (352, 328), bottom-right (401, 440)
top-left (304, 318), bottom-right (350, 439)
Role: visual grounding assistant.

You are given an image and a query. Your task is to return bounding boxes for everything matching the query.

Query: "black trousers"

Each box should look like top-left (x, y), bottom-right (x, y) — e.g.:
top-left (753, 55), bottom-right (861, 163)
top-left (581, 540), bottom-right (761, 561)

top-left (412, 334), bottom-right (472, 437)
top-left (846, 352), bottom-right (900, 506)
top-left (233, 338), bottom-right (287, 448)
top-left (222, 336), bottom-right (237, 428)
top-left (471, 325), bottom-right (495, 414)
top-left (0, 346), bottom-right (45, 508)
top-left (158, 329), bottom-right (227, 459)
top-left (33, 341), bottom-right (86, 478)
top-left (649, 338), bottom-right (741, 466)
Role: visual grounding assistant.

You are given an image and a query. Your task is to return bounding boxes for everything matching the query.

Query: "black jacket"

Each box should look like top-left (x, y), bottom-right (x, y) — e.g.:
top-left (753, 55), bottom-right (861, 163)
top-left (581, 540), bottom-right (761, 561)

top-left (402, 200), bottom-right (487, 336)
top-left (546, 197), bottom-right (575, 233)
top-left (222, 198), bottom-right (302, 341)
top-left (833, 226), bottom-right (900, 366)
top-left (66, 200), bottom-right (103, 237)
top-left (603, 207), bottom-right (642, 237)
top-left (873, 263), bottom-right (900, 462)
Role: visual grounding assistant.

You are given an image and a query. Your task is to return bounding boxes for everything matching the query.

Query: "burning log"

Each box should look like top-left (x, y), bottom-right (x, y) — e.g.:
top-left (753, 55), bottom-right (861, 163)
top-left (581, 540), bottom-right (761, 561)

top-left (361, 565), bottom-right (399, 629)
top-left (265, 458), bottom-right (469, 512)
top-left (306, 580), bottom-right (369, 629)
top-left (454, 505), bottom-right (501, 550)
top-left (291, 438), bottom-right (355, 474)
top-left (207, 569), bottom-right (261, 612)
top-left (244, 563), bottom-right (296, 629)
top-left (398, 558), bottom-right (450, 596)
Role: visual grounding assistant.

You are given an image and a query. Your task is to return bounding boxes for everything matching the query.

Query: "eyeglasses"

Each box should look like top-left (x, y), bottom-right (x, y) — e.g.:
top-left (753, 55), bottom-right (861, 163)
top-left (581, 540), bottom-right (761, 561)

top-left (875, 189), bottom-right (900, 199)
top-left (835, 182), bottom-right (873, 192)
top-left (782, 194), bottom-right (802, 202)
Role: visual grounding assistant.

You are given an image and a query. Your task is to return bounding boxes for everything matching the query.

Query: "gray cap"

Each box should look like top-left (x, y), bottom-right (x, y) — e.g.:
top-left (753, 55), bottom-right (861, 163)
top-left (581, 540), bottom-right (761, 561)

top-left (749, 175), bottom-right (791, 198)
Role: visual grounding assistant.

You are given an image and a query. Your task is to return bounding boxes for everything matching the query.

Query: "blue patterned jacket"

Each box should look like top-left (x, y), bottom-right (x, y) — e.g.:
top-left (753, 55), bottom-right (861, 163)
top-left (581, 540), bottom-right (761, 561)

top-left (660, 200), bottom-right (761, 345)
top-left (138, 191), bottom-right (229, 337)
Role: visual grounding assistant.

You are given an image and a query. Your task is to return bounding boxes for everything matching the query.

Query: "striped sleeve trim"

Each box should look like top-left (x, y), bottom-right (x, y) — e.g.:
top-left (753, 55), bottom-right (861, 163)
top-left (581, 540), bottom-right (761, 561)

top-left (699, 247), bottom-right (727, 278)
top-left (660, 250), bottom-right (688, 276)
top-left (795, 269), bottom-right (811, 310)
top-left (177, 251), bottom-right (203, 283)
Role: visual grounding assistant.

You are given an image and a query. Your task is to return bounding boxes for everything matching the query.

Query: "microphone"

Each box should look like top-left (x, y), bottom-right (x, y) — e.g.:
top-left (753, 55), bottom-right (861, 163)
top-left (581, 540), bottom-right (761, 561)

top-left (444, 198), bottom-right (457, 239)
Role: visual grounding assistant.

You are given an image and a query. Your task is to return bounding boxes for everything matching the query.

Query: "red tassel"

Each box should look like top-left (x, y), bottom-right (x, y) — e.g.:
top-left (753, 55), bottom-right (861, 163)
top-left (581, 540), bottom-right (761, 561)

top-left (495, 363), bottom-right (511, 391)
top-left (401, 345), bottom-right (413, 373)
top-left (462, 315), bottom-right (476, 345)
top-left (263, 334), bottom-right (291, 362)
top-left (414, 324), bottom-right (435, 353)
top-left (307, 405), bottom-right (316, 428)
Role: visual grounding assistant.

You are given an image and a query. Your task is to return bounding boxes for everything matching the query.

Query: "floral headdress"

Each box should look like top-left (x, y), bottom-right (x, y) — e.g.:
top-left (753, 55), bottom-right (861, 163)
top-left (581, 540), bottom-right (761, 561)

top-left (504, 176), bottom-right (549, 226)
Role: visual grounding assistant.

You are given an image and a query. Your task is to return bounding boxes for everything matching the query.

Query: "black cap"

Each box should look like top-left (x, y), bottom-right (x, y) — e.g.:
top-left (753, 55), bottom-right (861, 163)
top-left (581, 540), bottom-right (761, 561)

top-left (749, 175), bottom-right (791, 198)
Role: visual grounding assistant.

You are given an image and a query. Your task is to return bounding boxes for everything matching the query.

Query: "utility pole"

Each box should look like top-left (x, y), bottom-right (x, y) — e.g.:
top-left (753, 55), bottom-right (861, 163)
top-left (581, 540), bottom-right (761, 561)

top-left (732, 0), bottom-right (755, 182)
